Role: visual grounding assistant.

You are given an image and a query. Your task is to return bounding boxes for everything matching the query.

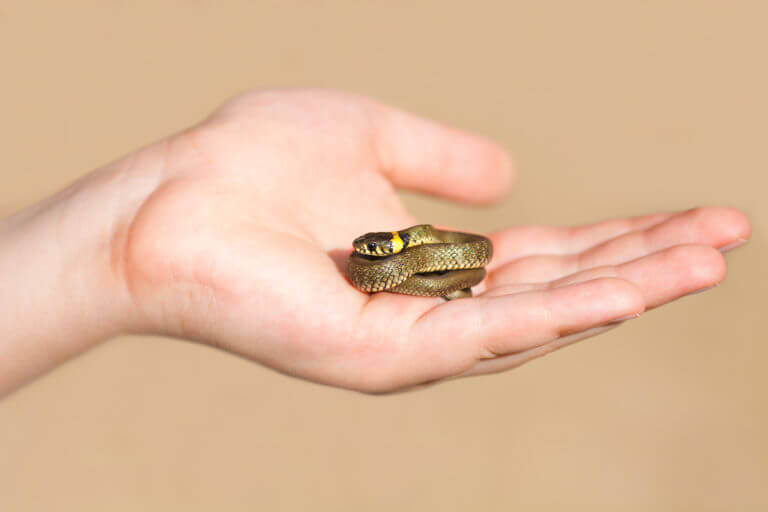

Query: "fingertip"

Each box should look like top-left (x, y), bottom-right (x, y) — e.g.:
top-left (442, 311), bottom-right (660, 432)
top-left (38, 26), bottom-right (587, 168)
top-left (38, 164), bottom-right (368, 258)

top-left (541, 277), bottom-right (646, 330)
top-left (688, 245), bottom-right (728, 287)
top-left (689, 206), bottom-right (752, 247)
top-left (570, 277), bottom-right (647, 319)
top-left (484, 151), bottom-right (516, 203)
top-left (450, 130), bottom-right (517, 204)
top-left (720, 206), bottom-right (752, 240)
top-left (654, 244), bottom-right (727, 292)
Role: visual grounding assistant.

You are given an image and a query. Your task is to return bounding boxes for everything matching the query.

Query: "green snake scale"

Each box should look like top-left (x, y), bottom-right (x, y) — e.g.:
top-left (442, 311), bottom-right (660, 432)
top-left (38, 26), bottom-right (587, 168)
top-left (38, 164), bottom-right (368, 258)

top-left (345, 224), bottom-right (493, 300)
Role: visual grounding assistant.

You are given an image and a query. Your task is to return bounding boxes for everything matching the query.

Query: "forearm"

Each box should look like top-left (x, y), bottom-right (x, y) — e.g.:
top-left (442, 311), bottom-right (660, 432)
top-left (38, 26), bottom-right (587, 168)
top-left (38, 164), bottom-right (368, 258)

top-left (0, 154), bottom-right (160, 395)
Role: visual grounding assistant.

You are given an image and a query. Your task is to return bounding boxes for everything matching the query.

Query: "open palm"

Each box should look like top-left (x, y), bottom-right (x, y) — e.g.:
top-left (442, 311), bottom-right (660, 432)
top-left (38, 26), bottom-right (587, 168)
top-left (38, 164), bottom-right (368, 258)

top-left (118, 90), bottom-right (749, 392)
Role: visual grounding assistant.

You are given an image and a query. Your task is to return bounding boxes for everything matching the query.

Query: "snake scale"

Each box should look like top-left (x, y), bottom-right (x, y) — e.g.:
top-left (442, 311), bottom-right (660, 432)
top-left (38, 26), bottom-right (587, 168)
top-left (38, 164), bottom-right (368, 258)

top-left (345, 224), bottom-right (493, 300)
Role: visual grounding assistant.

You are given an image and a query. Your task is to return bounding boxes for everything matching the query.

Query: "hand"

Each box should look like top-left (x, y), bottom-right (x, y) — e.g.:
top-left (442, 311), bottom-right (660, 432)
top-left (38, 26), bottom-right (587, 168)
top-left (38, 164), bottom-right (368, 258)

top-left (0, 89), bottom-right (751, 394)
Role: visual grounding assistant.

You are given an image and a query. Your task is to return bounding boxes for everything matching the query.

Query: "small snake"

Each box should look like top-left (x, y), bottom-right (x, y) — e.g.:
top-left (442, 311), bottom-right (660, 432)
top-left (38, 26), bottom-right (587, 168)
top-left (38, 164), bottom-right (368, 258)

top-left (345, 224), bottom-right (493, 300)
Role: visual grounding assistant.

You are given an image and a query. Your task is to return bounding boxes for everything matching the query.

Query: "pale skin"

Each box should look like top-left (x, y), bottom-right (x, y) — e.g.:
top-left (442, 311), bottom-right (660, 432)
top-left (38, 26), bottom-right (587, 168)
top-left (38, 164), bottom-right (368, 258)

top-left (0, 89), bottom-right (751, 396)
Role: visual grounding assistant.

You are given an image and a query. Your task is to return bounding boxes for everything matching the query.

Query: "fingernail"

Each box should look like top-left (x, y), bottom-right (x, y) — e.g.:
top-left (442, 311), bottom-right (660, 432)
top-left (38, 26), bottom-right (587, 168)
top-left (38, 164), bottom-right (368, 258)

top-left (608, 312), bottom-right (642, 324)
top-left (719, 237), bottom-right (749, 253)
top-left (686, 283), bottom-right (719, 296)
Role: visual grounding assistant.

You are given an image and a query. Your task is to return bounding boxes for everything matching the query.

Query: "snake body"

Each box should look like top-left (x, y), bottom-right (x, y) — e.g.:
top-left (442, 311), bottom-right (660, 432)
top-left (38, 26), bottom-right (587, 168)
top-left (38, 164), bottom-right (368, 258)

top-left (345, 225), bottom-right (493, 299)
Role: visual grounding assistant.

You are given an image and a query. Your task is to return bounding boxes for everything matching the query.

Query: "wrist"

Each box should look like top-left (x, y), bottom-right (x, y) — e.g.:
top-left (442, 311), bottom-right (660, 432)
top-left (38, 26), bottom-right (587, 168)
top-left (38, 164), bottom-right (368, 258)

top-left (0, 145), bottom-right (165, 394)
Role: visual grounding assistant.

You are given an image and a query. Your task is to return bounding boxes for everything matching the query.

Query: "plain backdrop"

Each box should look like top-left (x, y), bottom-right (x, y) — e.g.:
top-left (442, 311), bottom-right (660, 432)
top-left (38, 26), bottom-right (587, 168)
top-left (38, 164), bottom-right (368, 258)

top-left (0, 1), bottom-right (765, 510)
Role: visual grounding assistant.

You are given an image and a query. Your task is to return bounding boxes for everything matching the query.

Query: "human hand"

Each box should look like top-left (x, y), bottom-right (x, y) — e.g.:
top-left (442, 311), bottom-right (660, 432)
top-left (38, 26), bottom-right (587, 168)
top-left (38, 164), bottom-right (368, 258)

top-left (0, 90), bottom-right (751, 394)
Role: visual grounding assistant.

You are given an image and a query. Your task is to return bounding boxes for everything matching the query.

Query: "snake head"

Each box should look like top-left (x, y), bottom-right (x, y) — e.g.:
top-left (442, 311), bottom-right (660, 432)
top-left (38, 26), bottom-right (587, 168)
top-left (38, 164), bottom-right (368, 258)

top-left (352, 230), bottom-right (407, 256)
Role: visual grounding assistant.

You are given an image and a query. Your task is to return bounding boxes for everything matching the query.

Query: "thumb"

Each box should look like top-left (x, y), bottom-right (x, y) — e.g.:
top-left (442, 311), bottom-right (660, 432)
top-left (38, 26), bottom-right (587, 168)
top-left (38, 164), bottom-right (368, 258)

top-left (372, 104), bottom-right (516, 204)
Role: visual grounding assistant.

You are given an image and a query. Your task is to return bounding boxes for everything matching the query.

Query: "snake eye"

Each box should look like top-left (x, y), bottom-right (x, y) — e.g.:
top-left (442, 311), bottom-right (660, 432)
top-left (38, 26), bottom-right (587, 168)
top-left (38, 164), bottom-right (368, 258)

top-left (367, 242), bottom-right (377, 253)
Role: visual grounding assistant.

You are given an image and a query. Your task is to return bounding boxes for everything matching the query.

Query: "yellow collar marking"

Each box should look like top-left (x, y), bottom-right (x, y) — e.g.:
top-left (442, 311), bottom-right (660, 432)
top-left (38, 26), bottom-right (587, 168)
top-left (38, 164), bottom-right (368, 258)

top-left (390, 231), bottom-right (404, 253)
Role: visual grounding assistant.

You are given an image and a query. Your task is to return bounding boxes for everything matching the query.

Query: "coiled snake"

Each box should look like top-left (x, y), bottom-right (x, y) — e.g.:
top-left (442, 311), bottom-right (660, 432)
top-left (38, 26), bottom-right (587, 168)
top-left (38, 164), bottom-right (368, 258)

top-left (345, 224), bottom-right (493, 300)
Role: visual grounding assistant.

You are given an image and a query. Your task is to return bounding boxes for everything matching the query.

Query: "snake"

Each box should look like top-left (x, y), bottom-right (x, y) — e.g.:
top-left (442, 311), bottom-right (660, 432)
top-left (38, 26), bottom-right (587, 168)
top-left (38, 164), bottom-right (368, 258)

top-left (345, 224), bottom-right (493, 300)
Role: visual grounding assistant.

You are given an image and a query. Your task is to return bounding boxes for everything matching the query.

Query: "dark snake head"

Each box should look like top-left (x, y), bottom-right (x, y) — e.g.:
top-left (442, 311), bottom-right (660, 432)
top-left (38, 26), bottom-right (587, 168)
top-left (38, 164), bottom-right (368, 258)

top-left (352, 230), bottom-right (407, 256)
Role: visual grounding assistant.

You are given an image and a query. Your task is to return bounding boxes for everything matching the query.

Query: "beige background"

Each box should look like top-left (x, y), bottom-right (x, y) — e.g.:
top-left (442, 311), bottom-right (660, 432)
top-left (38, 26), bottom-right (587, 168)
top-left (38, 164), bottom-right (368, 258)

top-left (0, 1), bottom-right (765, 510)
